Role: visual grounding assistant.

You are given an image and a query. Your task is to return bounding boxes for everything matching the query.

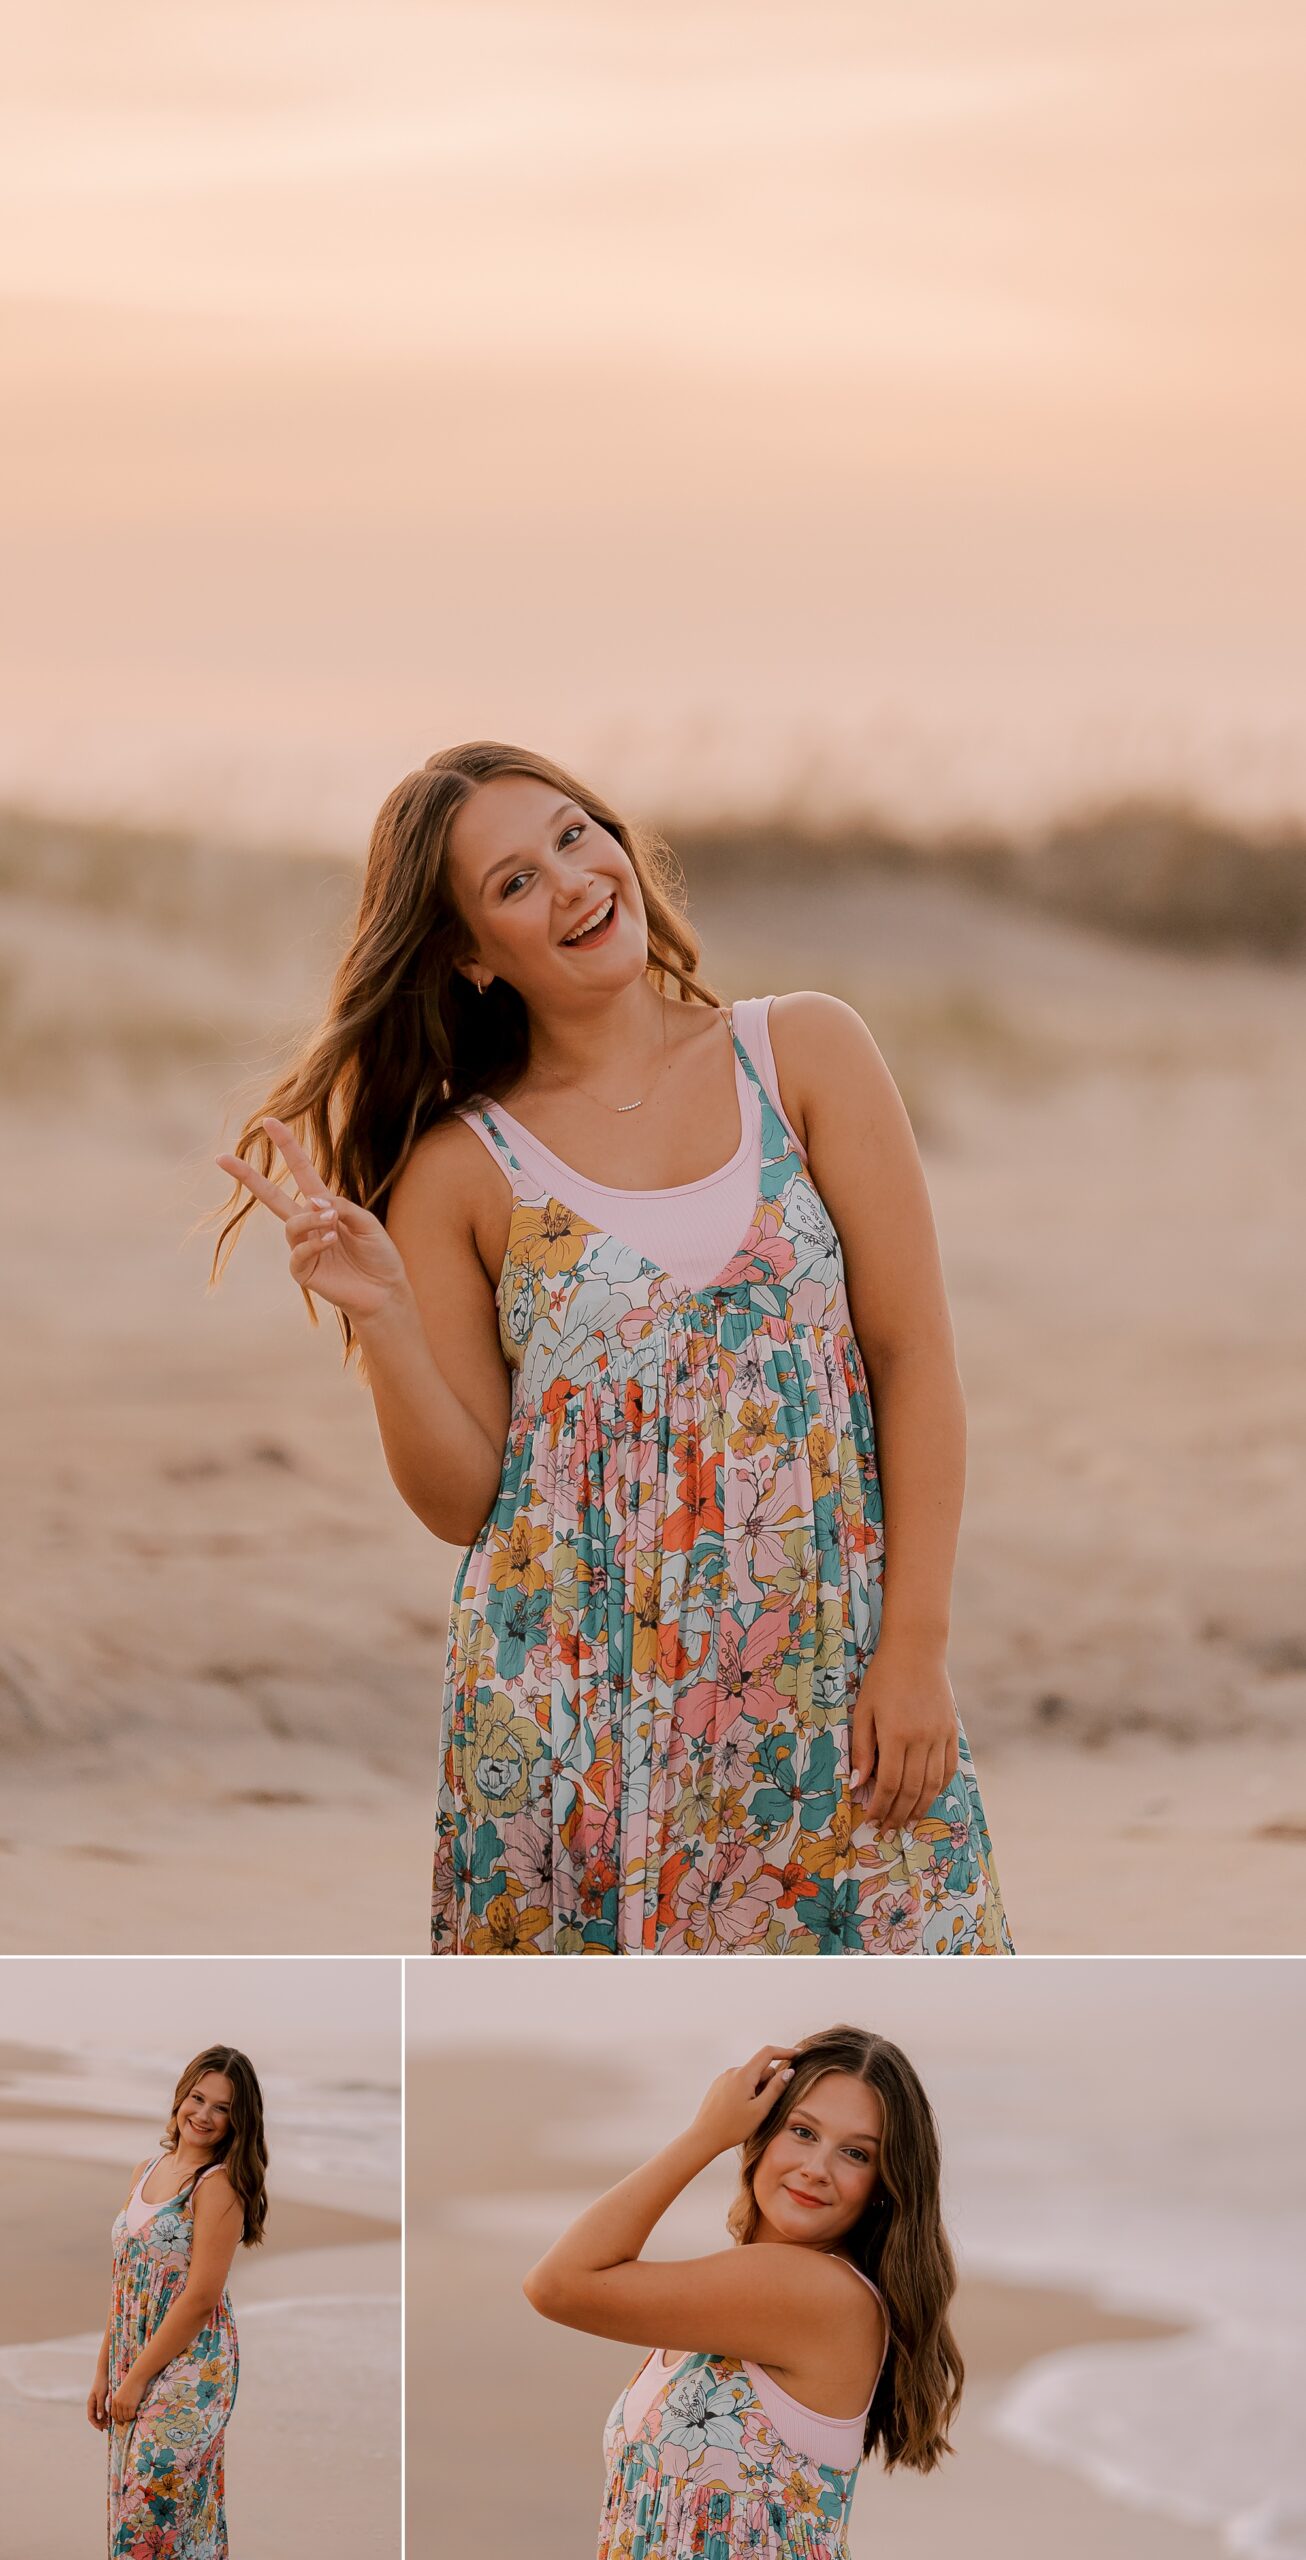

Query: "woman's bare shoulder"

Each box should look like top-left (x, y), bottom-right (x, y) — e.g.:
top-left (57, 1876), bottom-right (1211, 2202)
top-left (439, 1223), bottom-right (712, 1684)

top-left (387, 1111), bottom-right (505, 1228)
top-left (768, 988), bottom-right (875, 1060)
top-left (194, 2165), bottom-right (242, 2215)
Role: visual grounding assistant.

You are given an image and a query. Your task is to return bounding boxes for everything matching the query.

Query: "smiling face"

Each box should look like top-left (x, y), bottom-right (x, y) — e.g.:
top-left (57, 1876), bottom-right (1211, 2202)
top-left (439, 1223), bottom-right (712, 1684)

top-left (444, 771), bottom-right (649, 1008)
top-left (176, 2071), bottom-right (234, 2157)
top-left (750, 2070), bottom-right (885, 2251)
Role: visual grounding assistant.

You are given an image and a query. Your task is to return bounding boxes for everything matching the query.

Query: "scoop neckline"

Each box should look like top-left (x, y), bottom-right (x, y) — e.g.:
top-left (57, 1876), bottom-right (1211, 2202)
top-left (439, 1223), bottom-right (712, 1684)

top-left (135, 2158), bottom-right (191, 2216)
top-left (485, 1015), bottom-right (752, 1201)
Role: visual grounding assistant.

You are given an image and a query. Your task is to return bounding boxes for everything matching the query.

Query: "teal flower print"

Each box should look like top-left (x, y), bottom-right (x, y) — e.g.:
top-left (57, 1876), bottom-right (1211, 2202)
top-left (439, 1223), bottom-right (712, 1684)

top-left (749, 1729), bottom-right (840, 1838)
top-left (791, 1872), bottom-right (866, 1951)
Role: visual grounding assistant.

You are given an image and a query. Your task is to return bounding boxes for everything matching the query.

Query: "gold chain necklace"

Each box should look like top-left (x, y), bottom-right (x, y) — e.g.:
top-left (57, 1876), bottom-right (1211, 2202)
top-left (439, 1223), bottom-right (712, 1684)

top-left (531, 1005), bottom-right (670, 1114)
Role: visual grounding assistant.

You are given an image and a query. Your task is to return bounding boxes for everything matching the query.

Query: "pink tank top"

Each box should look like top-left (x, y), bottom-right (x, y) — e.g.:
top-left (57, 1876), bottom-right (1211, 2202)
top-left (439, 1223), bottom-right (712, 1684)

top-left (619, 2260), bottom-right (889, 2468)
top-left (123, 2152), bottom-right (223, 2235)
top-left (458, 996), bottom-right (804, 1294)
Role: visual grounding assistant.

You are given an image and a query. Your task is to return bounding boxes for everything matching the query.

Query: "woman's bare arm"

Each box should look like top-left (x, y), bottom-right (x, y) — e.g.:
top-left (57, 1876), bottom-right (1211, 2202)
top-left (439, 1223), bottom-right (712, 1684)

top-left (523, 2052), bottom-right (881, 2389)
top-left (366, 1120), bottom-right (513, 1543)
top-left (113, 2178), bottom-right (243, 2406)
top-left (218, 1114), bottom-right (510, 1547)
top-left (770, 991), bottom-right (966, 1823)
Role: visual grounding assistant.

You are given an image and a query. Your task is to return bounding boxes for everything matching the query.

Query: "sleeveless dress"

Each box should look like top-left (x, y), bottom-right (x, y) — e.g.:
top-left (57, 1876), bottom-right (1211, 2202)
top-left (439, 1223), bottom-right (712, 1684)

top-left (108, 2153), bottom-right (239, 2560)
top-left (599, 2263), bottom-right (888, 2559)
top-left (431, 1003), bottom-right (1011, 1956)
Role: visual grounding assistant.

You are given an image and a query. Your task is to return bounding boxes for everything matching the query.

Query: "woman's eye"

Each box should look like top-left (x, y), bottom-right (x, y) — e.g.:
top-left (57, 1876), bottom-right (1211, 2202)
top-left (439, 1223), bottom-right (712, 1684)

top-left (560, 822), bottom-right (584, 848)
top-left (502, 871), bottom-right (531, 897)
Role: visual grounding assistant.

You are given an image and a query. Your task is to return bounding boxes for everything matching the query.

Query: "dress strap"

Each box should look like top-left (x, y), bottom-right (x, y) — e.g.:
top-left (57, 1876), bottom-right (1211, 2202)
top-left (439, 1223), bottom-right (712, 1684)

top-left (131, 2150), bottom-right (165, 2204)
top-left (725, 1007), bottom-right (797, 1172)
top-left (462, 1103), bottom-right (525, 1185)
top-left (165, 2158), bottom-right (226, 2211)
top-left (831, 2260), bottom-right (892, 2409)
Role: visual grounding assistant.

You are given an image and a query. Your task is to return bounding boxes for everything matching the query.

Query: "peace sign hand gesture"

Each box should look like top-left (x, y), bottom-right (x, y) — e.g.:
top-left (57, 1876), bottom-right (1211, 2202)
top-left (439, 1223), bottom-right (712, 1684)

top-left (216, 1117), bottom-right (409, 1326)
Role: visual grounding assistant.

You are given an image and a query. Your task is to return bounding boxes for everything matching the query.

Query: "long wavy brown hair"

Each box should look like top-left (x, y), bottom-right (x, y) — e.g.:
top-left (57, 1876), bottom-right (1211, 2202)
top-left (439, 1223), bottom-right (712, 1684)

top-left (726, 2024), bottom-right (962, 2473)
top-left (164, 2045), bottom-right (269, 2247)
top-left (207, 739), bottom-right (718, 1369)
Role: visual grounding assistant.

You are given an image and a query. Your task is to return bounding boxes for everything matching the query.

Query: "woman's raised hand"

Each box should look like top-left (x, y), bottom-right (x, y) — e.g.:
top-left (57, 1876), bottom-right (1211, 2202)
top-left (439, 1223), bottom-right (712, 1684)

top-left (690, 2046), bottom-right (795, 2155)
top-left (216, 1116), bottom-right (410, 1326)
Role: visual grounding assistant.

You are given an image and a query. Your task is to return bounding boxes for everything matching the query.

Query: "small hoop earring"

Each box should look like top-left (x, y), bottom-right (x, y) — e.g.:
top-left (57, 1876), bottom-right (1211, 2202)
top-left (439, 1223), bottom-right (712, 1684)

top-left (476, 976), bottom-right (491, 996)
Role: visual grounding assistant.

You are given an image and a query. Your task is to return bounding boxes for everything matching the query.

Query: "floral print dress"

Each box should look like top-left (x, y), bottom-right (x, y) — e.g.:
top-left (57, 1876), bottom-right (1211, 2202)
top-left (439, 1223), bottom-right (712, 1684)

top-left (432, 1012), bottom-right (1011, 1955)
top-left (108, 2156), bottom-right (238, 2559)
top-left (600, 2348), bottom-right (865, 2560)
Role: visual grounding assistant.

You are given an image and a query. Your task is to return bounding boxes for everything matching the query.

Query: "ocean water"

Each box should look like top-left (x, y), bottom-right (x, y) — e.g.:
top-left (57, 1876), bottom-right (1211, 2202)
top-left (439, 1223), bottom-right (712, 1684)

top-left (0, 2294), bottom-right (398, 2412)
top-left (0, 2039), bottom-right (401, 2456)
top-left (0, 2043), bottom-right (399, 2217)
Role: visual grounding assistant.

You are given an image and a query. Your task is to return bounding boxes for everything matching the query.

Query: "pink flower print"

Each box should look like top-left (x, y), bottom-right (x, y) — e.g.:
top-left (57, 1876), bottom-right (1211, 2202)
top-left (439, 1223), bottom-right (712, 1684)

top-left (867, 1887), bottom-right (920, 1953)
top-left (787, 1272), bottom-right (840, 1331)
top-left (662, 1841), bottom-right (783, 1951)
top-left (727, 1460), bottom-right (809, 1601)
top-left (716, 1197), bottom-right (797, 1291)
top-left (676, 1605), bottom-right (792, 1739)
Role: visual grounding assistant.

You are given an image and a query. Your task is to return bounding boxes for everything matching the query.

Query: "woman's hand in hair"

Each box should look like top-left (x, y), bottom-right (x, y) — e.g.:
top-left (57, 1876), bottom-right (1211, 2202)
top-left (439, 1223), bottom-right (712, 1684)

top-left (690, 2048), bottom-right (795, 2156)
top-left (216, 1117), bottom-right (409, 1325)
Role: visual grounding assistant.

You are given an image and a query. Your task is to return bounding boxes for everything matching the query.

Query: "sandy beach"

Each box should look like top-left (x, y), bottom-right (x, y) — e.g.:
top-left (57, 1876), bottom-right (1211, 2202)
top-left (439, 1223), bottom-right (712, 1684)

top-left (2, 832), bottom-right (1303, 1955)
top-left (0, 2050), bottom-right (401, 2559)
top-left (405, 2046), bottom-right (1222, 2560)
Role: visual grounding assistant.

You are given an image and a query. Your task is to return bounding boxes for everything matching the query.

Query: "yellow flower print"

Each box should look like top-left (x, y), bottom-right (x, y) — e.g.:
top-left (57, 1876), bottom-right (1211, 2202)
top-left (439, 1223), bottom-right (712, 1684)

top-left (807, 1420), bottom-right (838, 1503)
top-left (836, 1430), bottom-right (864, 1523)
top-left (728, 1397), bottom-right (783, 1460)
top-left (676, 1766), bottom-right (749, 1847)
top-left (796, 1799), bottom-right (855, 1879)
top-left (775, 1615), bottom-right (847, 1727)
top-left (550, 1537), bottom-right (590, 1620)
top-left (464, 1696), bottom-right (541, 1818)
top-left (512, 1198), bottom-right (597, 1277)
top-left (487, 1514), bottom-right (552, 1593)
top-left (467, 1890), bottom-right (552, 1953)
top-left (452, 1608), bottom-right (498, 1691)
top-left (775, 1525), bottom-right (819, 1579)
top-left (780, 2465), bottom-right (826, 2519)
top-left (630, 1562), bottom-right (663, 1682)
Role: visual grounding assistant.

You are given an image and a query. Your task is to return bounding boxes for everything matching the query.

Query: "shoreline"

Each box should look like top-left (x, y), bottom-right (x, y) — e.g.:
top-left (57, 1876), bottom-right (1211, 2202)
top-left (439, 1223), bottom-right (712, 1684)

top-left (0, 2136), bottom-right (399, 2351)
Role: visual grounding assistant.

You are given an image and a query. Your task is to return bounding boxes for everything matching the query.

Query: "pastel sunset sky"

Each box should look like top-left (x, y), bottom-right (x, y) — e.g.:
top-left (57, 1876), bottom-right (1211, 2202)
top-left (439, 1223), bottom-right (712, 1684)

top-left (3, 1), bottom-right (1303, 843)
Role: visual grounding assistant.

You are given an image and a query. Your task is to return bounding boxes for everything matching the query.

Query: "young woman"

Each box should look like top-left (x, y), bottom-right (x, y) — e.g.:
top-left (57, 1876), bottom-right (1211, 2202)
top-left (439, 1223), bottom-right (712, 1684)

top-left (213, 740), bottom-right (1011, 1956)
top-left (523, 2023), bottom-right (963, 2560)
top-left (88, 2045), bottom-right (268, 2559)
